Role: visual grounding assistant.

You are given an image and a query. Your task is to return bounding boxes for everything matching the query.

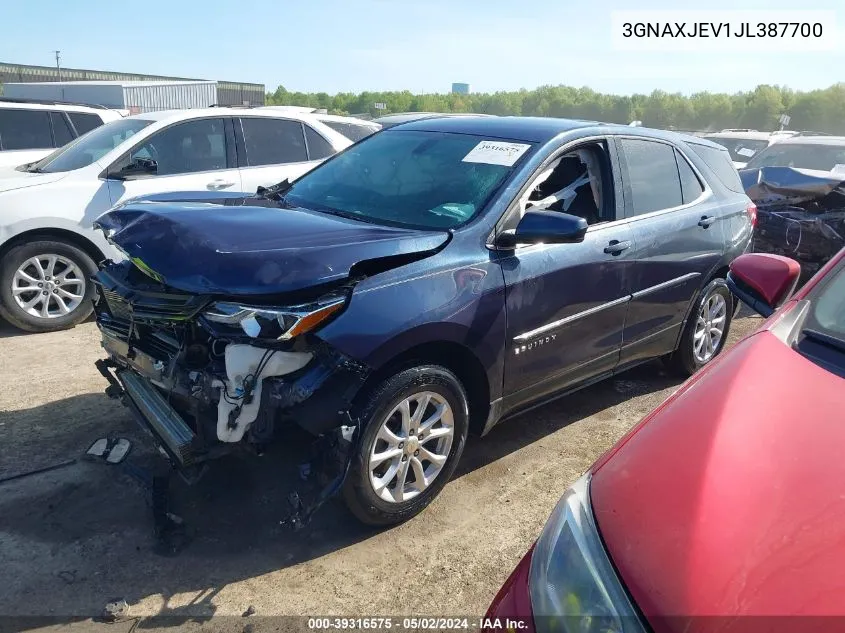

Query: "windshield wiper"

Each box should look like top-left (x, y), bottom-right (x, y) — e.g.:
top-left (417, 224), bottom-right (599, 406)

top-left (802, 328), bottom-right (845, 354)
top-left (255, 179), bottom-right (292, 202)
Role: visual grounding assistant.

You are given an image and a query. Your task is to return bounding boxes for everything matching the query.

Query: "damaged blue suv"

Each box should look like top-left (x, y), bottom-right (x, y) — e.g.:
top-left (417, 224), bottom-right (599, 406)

top-left (92, 116), bottom-right (754, 525)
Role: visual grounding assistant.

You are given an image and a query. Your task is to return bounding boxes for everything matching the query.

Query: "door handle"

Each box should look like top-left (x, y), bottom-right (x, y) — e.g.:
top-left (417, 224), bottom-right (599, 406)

top-left (207, 179), bottom-right (235, 190)
top-left (698, 215), bottom-right (716, 228)
top-left (604, 239), bottom-right (631, 255)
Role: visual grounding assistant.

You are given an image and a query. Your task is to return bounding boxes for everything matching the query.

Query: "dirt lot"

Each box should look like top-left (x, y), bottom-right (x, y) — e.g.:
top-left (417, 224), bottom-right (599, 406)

top-left (0, 312), bottom-right (762, 629)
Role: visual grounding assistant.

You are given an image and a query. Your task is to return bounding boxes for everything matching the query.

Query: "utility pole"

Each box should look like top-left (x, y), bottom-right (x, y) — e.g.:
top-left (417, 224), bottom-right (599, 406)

top-left (52, 50), bottom-right (61, 80)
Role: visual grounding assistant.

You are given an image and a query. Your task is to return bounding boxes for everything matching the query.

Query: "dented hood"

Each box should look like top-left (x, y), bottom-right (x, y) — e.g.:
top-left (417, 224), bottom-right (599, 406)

top-left (94, 194), bottom-right (450, 295)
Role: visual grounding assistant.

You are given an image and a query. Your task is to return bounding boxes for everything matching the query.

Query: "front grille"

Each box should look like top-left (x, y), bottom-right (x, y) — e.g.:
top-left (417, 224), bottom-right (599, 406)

top-left (93, 262), bottom-right (209, 324)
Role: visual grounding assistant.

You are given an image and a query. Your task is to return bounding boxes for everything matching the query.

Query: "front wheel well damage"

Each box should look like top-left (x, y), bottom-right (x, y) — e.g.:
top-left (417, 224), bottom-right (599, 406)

top-left (0, 228), bottom-right (106, 265)
top-left (356, 341), bottom-right (491, 437)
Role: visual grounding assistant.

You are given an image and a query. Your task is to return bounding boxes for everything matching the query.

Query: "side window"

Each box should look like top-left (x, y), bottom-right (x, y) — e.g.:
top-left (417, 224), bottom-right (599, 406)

top-left (0, 109), bottom-right (53, 150)
top-left (517, 142), bottom-right (611, 226)
top-left (304, 125), bottom-right (336, 160)
top-left (50, 112), bottom-right (74, 147)
top-left (619, 138), bottom-right (682, 216)
top-left (675, 149), bottom-right (704, 204)
top-left (241, 118), bottom-right (307, 166)
top-left (117, 118), bottom-right (228, 176)
top-left (68, 112), bottom-right (104, 136)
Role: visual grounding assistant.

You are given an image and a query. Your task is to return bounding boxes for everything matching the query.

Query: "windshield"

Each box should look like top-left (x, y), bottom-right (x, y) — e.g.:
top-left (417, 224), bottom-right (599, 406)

top-left (807, 261), bottom-right (845, 342)
top-left (744, 142), bottom-right (845, 172)
top-left (320, 120), bottom-right (379, 142)
top-left (703, 136), bottom-right (769, 162)
top-left (283, 130), bottom-right (532, 229)
top-left (29, 118), bottom-right (154, 173)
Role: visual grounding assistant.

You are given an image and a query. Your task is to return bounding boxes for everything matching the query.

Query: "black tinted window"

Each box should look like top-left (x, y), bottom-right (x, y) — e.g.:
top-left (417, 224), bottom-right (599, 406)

top-left (122, 118), bottom-right (227, 176)
top-left (688, 143), bottom-right (744, 193)
top-left (68, 112), bottom-right (104, 136)
top-left (242, 118), bottom-right (307, 165)
top-left (675, 149), bottom-right (704, 204)
top-left (620, 138), bottom-right (682, 215)
top-left (0, 109), bottom-right (53, 150)
top-left (304, 125), bottom-right (335, 159)
top-left (50, 112), bottom-right (74, 147)
top-left (321, 120), bottom-right (377, 142)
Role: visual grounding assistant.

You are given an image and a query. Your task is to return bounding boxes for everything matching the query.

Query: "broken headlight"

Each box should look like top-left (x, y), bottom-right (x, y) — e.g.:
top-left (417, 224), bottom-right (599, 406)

top-left (202, 293), bottom-right (347, 340)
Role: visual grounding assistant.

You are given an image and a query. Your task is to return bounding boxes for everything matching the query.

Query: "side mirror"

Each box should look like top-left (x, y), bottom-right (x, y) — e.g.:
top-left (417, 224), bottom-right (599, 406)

top-left (113, 157), bottom-right (157, 180)
top-left (497, 211), bottom-right (588, 248)
top-left (726, 253), bottom-right (801, 318)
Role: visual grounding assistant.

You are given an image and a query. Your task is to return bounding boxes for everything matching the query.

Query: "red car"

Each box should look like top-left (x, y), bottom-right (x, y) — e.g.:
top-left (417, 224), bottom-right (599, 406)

top-left (485, 248), bottom-right (845, 633)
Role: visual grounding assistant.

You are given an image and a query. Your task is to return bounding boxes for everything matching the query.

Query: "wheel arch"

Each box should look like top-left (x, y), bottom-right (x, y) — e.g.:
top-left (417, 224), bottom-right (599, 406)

top-left (0, 227), bottom-right (107, 267)
top-left (355, 338), bottom-right (492, 437)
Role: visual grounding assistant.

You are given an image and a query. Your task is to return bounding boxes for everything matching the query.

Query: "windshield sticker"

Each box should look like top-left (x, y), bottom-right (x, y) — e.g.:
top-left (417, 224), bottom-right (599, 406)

top-left (462, 141), bottom-right (531, 167)
top-left (736, 147), bottom-right (757, 157)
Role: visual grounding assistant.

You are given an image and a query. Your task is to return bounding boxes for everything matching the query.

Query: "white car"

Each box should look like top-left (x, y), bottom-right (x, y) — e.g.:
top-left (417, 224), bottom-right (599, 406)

top-left (700, 130), bottom-right (780, 169)
top-left (0, 98), bottom-right (125, 169)
top-left (0, 107), bottom-right (352, 332)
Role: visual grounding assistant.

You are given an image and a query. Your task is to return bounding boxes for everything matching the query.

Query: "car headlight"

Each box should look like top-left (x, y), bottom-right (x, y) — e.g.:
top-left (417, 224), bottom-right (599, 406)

top-left (529, 474), bottom-right (645, 633)
top-left (202, 293), bottom-right (346, 340)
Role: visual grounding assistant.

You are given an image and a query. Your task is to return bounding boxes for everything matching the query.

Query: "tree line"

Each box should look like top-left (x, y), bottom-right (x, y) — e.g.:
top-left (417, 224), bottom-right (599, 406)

top-left (266, 83), bottom-right (845, 134)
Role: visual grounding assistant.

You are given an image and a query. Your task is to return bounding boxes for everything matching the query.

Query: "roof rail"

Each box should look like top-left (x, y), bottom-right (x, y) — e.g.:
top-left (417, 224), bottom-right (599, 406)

top-left (0, 96), bottom-right (111, 110)
top-left (793, 130), bottom-right (833, 137)
top-left (720, 128), bottom-right (758, 132)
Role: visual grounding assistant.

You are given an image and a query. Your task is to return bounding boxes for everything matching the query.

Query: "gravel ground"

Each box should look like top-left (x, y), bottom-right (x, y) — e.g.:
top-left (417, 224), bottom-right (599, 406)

top-left (0, 311), bottom-right (763, 630)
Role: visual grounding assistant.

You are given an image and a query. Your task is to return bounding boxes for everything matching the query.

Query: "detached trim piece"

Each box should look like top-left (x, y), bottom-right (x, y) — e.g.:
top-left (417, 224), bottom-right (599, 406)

top-left (631, 272), bottom-right (701, 299)
top-left (513, 272), bottom-right (703, 342)
top-left (514, 296), bottom-right (630, 342)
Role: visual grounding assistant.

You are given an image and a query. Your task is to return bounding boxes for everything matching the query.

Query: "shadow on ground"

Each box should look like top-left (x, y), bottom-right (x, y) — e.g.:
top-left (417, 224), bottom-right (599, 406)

top-left (0, 355), bottom-right (681, 619)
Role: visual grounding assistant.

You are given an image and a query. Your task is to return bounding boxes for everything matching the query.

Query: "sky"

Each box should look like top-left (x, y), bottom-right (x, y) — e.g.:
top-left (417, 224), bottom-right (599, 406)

top-left (3, 0), bottom-right (845, 96)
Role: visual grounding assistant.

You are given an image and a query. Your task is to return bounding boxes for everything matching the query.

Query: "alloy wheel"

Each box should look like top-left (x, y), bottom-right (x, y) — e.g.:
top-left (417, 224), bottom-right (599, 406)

top-left (11, 254), bottom-right (86, 319)
top-left (368, 391), bottom-right (455, 503)
top-left (693, 292), bottom-right (727, 363)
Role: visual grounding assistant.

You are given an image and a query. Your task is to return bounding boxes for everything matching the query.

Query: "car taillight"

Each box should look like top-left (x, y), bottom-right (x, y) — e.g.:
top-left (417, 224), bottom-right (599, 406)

top-left (483, 546), bottom-right (536, 633)
top-left (746, 202), bottom-right (758, 228)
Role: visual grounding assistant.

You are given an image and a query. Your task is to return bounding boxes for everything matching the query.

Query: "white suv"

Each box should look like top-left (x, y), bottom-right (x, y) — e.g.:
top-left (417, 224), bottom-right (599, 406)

top-left (0, 98), bottom-right (125, 169)
top-left (0, 107), bottom-right (352, 332)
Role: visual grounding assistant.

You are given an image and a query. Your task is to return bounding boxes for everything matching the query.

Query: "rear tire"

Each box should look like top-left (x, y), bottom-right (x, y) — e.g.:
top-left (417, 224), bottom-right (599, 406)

top-left (342, 365), bottom-right (469, 526)
top-left (0, 240), bottom-right (97, 333)
top-left (664, 278), bottom-right (733, 377)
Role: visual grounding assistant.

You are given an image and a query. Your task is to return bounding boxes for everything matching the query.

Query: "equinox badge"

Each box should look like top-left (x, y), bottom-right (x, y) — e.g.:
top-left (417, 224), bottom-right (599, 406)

top-left (514, 334), bottom-right (557, 355)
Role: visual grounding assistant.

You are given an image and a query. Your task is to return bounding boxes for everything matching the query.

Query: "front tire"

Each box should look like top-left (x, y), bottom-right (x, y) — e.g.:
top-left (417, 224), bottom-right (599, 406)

top-left (0, 240), bottom-right (97, 333)
top-left (342, 365), bottom-right (469, 526)
top-left (665, 278), bottom-right (733, 377)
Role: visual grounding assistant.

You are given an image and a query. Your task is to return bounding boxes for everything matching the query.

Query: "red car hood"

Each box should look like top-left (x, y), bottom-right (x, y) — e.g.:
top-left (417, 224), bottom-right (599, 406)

top-left (590, 330), bottom-right (845, 627)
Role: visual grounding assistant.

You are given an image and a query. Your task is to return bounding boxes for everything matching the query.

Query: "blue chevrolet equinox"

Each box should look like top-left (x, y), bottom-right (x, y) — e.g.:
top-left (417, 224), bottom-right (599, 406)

top-left (91, 116), bottom-right (755, 525)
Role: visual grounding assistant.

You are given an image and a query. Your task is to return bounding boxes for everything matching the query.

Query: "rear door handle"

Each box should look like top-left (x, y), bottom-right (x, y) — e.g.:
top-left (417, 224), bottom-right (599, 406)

top-left (207, 179), bottom-right (236, 190)
top-left (698, 215), bottom-right (716, 228)
top-left (604, 239), bottom-right (631, 255)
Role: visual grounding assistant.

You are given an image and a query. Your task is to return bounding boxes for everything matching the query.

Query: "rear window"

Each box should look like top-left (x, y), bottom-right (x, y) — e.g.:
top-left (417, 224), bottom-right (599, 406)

top-left (69, 112), bottom-right (104, 136)
top-left (703, 136), bottom-right (769, 162)
top-left (687, 142), bottom-right (745, 193)
top-left (320, 120), bottom-right (378, 142)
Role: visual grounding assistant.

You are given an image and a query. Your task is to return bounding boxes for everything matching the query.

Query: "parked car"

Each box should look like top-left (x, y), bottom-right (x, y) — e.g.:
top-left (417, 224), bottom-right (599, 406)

top-left (0, 97), bottom-right (124, 169)
top-left (740, 135), bottom-right (845, 285)
top-left (485, 247), bottom-right (845, 632)
top-left (373, 111), bottom-right (495, 128)
top-left (701, 130), bottom-right (779, 169)
top-left (90, 117), bottom-right (754, 527)
top-left (0, 108), bottom-right (352, 332)
top-left (260, 108), bottom-right (381, 142)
